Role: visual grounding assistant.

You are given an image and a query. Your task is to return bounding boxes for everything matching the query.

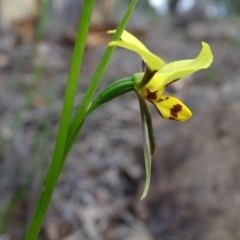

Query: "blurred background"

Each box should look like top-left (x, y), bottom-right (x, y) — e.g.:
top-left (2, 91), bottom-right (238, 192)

top-left (0, 0), bottom-right (240, 239)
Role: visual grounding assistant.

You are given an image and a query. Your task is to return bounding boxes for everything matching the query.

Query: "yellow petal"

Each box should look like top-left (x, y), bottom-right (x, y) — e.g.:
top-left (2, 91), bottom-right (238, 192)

top-left (150, 96), bottom-right (192, 122)
top-left (108, 30), bottom-right (149, 52)
top-left (108, 30), bottom-right (164, 71)
top-left (146, 42), bottom-right (213, 91)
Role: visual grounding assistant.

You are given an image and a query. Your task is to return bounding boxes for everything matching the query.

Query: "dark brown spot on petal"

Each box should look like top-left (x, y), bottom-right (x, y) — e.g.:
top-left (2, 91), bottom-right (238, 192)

top-left (170, 104), bottom-right (182, 119)
top-left (165, 78), bottom-right (180, 87)
top-left (157, 98), bottom-right (164, 102)
top-left (146, 88), bottom-right (157, 100)
top-left (166, 97), bottom-right (169, 100)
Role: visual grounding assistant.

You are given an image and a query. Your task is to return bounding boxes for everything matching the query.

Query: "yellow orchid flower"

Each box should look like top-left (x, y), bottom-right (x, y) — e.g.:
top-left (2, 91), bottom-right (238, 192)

top-left (108, 30), bottom-right (213, 122)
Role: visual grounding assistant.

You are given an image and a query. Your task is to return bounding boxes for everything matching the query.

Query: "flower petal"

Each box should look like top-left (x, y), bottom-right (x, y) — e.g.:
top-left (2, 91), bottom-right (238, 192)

top-left (108, 30), bottom-right (149, 51)
top-left (151, 96), bottom-right (192, 122)
top-left (108, 30), bottom-right (165, 71)
top-left (146, 42), bottom-right (213, 91)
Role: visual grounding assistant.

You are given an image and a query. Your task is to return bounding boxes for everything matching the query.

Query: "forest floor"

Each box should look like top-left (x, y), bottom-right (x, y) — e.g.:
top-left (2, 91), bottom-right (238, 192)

top-left (1, 16), bottom-right (240, 240)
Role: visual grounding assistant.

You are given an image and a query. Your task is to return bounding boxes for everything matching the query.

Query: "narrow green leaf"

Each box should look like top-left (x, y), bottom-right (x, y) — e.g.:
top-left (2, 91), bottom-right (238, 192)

top-left (89, 77), bottom-right (134, 113)
top-left (24, 1), bottom-right (94, 239)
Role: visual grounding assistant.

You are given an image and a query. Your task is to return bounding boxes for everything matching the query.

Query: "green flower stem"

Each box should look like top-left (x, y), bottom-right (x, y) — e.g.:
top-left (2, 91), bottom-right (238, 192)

top-left (62, 0), bottom-right (138, 169)
top-left (62, 77), bottom-right (134, 162)
top-left (24, 1), bottom-right (94, 239)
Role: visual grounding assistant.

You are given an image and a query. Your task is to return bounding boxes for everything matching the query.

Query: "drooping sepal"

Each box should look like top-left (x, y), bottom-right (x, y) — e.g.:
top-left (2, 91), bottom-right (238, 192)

top-left (135, 89), bottom-right (156, 200)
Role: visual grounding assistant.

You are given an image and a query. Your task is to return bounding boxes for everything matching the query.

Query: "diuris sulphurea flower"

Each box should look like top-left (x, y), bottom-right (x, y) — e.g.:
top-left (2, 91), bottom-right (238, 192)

top-left (108, 30), bottom-right (213, 122)
top-left (104, 30), bottom-right (213, 199)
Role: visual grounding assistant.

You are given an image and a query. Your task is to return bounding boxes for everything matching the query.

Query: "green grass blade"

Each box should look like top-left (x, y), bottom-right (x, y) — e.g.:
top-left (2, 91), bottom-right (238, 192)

top-left (24, 1), bottom-right (95, 239)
